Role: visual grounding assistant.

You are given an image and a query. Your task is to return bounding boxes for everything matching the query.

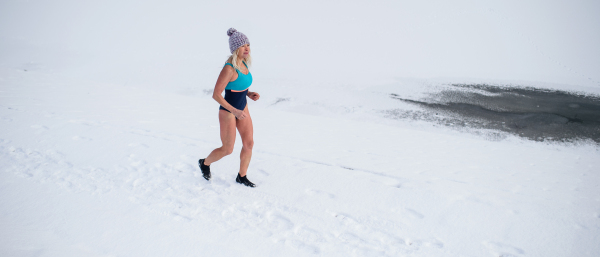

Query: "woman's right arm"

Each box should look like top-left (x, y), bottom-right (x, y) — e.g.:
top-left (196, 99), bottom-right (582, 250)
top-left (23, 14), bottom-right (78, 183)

top-left (212, 66), bottom-right (247, 119)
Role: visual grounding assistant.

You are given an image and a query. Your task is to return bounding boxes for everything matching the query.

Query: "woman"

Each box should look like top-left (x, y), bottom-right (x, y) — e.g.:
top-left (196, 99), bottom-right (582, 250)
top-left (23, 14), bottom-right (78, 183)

top-left (199, 28), bottom-right (259, 187)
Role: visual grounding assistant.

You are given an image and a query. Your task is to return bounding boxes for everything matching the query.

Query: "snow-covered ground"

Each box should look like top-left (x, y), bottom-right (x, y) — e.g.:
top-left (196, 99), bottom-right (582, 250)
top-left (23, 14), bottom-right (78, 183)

top-left (1, 0), bottom-right (600, 256)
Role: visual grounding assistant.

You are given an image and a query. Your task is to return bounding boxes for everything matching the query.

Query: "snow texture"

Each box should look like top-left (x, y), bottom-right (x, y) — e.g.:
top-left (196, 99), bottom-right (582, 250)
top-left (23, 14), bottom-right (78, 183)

top-left (1, 0), bottom-right (600, 256)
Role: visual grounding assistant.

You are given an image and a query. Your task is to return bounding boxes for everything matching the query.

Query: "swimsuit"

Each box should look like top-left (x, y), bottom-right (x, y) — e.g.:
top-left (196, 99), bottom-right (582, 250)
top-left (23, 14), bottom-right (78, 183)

top-left (219, 61), bottom-right (252, 114)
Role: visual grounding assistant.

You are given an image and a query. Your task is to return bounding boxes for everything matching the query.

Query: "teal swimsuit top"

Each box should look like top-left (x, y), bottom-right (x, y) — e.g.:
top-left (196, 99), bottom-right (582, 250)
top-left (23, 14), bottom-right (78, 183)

top-left (224, 61), bottom-right (252, 91)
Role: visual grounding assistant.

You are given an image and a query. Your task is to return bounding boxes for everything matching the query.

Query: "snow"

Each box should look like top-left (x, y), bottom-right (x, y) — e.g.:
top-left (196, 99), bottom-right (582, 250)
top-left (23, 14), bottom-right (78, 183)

top-left (1, 0), bottom-right (600, 256)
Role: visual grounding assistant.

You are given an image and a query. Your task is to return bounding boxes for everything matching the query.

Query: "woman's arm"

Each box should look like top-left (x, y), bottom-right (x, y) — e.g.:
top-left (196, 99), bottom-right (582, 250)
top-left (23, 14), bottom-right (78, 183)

top-left (212, 66), bottom-right (247, 119)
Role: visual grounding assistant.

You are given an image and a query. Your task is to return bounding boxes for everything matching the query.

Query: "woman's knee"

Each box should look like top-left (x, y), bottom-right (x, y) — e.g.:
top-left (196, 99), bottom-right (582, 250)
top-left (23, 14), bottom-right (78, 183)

top-left (222, 145), bottom-right (235, 155)
top-left (243, 139), bottom-right (254, 150)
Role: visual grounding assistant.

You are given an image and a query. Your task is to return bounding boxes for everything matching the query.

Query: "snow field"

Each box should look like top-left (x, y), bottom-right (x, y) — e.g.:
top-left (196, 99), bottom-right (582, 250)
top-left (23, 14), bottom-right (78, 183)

top-left (2, 0), bottom-right (600, 255)
top-left (2, 66), bottom-right (600, 256)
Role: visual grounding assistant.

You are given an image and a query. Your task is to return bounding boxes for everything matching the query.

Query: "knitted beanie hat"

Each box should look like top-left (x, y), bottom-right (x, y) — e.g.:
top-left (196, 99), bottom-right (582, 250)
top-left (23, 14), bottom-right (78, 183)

top-left (227, 28), bottom-right (250, 54)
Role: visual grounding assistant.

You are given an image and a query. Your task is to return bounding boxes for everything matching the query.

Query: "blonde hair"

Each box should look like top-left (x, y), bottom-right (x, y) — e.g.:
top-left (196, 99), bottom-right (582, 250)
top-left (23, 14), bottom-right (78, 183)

top-left (226, 46), bottom-right (252, 72)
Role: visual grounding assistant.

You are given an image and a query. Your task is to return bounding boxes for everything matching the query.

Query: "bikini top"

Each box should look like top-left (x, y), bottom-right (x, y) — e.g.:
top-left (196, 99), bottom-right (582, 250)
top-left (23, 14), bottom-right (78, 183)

top-left (224, 61), bottom-right (252, 91)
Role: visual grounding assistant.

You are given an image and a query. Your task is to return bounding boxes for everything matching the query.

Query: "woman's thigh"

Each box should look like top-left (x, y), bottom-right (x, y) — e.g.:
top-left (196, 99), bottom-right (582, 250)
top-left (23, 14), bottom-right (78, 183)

top-left (219, 109), bottom-right (237, 147)
top-left (236, 106), bottom-right (253, 145)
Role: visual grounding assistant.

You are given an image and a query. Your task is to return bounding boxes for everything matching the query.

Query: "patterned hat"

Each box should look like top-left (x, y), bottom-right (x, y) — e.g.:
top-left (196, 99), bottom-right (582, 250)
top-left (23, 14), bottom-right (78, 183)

top-left (227, 28), bottom-right (250, 54)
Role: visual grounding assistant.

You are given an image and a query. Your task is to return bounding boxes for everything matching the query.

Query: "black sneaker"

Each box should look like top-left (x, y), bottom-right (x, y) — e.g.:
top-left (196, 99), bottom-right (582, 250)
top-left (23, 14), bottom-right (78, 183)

top-left (198, 159), bottom-right (211, 181)
top-left (236, 173), bottom-right (256, 187)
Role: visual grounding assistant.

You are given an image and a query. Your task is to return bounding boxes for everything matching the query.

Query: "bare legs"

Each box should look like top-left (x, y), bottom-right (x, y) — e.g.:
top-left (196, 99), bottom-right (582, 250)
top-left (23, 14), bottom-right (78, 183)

top-left (204, 106), bottom-right (253, 177)
top-left (236, 107), bottom-right (253, 176)
top-left (204, 110), bottom-right (236, 165)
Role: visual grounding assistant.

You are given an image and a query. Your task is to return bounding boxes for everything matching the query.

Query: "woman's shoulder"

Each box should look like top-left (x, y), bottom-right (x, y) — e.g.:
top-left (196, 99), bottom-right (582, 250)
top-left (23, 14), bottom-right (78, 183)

top-left (220, 63), bottom-right (236, 78)
top-left (222, 63), bottom-right (236, 72)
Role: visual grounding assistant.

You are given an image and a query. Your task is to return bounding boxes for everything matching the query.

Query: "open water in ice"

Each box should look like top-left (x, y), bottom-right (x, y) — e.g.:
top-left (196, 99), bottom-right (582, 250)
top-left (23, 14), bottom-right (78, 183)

top-left (386, 84), bottom-right (600, 143)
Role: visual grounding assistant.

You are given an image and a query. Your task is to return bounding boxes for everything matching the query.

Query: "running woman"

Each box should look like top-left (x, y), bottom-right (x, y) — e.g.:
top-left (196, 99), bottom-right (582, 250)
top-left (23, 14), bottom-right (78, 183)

top-left (199, 28), bottom-right (259, 187)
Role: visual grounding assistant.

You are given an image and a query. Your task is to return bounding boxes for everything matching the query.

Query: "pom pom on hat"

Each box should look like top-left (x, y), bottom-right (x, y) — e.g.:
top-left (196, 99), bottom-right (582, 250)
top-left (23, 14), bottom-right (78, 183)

top-left (227, 28), bottom-right (237, 37)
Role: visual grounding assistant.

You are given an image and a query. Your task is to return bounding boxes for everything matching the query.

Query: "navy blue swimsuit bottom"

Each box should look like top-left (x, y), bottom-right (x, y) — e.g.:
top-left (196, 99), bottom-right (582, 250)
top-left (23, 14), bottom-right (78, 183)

top-left (219, 89), bottom-right (248, 116)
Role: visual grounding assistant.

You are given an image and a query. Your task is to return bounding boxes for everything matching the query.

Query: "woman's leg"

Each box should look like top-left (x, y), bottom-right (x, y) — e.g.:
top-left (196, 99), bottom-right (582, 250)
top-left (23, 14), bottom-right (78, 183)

top-left (204, 110), bottom-right (237, 165)
top-left (236, 105), bottom-right (254, 177)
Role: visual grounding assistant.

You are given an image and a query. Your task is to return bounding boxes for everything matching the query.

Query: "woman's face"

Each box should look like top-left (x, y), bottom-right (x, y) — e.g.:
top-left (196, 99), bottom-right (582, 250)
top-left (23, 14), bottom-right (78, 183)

top-left (238, 44), bottom-right (250, 59)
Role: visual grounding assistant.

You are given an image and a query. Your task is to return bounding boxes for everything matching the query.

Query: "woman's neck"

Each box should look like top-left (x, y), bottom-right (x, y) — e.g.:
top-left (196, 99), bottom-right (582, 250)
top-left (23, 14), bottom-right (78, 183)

top-left (236, 58), bottom-right (244, 66)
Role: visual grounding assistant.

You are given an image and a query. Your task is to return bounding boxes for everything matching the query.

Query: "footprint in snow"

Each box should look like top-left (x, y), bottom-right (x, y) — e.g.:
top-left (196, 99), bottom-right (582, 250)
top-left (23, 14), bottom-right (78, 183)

top-left (72, 136), bottom-right (92, 141)
top-left (257, 169), bottom-right (270, 176)
top-left (305, 188), bottom-right (335, 199)
top-left (127, 142), bottom-right (149, 148)
top-left (283, 239), bottom-right (320, 255)
top-left (30, 124), bottom-right (49, 134)
top-left (294, 226), bottom-right (325, 243)
top-left (381, 178), bottom-right (403, 188)
top-left (68, 119), bottom-right (99, 126)
top-left (171, 162), bottom-right (194, 173)
top-left (483, 241), bottom-right (525, 257)
top-left (337, 232), bottom-right (362, 244)
top-left (352, 247), bottom-right (385, 257)
top-left (129, 160), bottom-right (147, 167)
top-left (266, 212), bottom-right (294, 232)
top-left (404, 208), bottom-right (424, 219)
top-left (331, 212), bottom-right (365, 230)
top-left (208, 177), bottom-right (232, 188)
top-left (422, 238), bottom-right (444, 248)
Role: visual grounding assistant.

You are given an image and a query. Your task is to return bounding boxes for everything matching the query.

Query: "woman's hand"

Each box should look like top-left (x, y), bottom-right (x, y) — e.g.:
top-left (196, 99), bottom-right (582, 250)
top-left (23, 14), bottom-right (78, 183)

top-left (248, 91), bottom-right (260, 101)
top-left (232, 108), bottom-right (247, 120)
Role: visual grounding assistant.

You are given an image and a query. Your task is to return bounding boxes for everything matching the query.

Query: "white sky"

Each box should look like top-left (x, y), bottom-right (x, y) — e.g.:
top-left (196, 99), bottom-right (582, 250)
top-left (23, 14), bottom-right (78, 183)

top-left (1, 0), bottom-right (599, 88)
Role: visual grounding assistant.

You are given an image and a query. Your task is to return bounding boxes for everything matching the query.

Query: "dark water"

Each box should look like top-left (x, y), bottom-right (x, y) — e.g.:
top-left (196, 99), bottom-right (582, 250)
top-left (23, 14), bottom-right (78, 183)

top-left (386, 84), bottom-right (600, 143)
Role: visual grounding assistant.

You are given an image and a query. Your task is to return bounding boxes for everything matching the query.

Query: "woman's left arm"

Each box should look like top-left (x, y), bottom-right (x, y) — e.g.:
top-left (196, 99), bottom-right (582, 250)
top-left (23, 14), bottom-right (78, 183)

top-left (247, 91), bottom-right (260, 101)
